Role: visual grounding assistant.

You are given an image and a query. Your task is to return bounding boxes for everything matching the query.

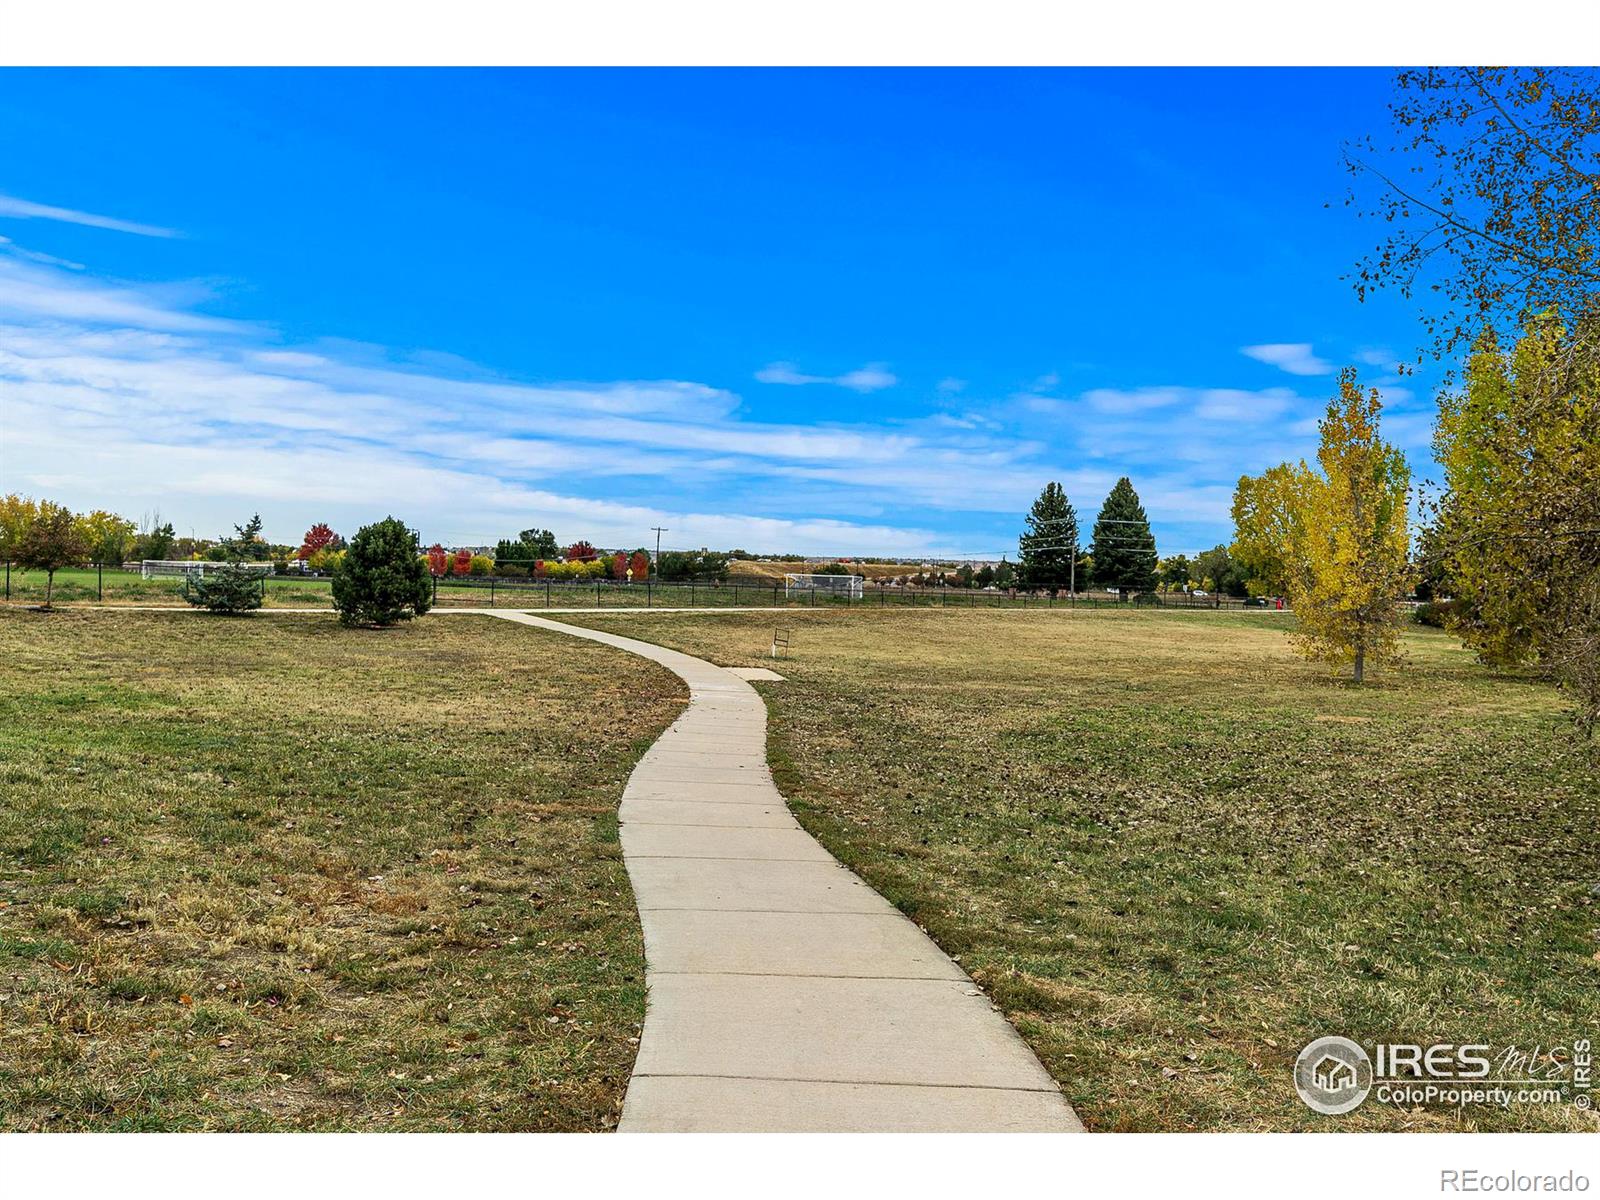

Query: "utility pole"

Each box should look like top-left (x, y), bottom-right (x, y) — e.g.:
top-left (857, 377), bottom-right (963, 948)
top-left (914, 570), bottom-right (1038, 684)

top-left (651, 527), bottom-right (668, 579)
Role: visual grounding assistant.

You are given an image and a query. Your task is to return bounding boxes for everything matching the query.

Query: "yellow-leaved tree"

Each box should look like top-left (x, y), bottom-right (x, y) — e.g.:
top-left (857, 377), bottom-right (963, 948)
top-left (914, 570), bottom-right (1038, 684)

top-left (1233, 368), bottom-right (1413, 682)
top-left (1434, 311), bottom-right (1600, 736)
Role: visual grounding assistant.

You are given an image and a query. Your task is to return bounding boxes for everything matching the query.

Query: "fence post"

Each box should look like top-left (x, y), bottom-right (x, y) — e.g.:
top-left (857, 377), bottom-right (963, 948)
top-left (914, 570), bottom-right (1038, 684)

top-left (4, 559), bottom-right (8, 600)
top-left (648, 580), bottom-right (653, 608)
top-left (260, 574), bottom-right (266, 603)
top-left (690, 579), bottom-right (696, 607)
top-left (596, 581), bottom-right (601, 608)
top-left (773, 582), bottom-right (779, 608)
top-left (490, 579), bottom-right (496, 607)
top-left (546, 579), bottom-right (551, 608)
top-left (432, 575), bottom-right (438, 607)
top-left (97, 562), bottom-right (103, 601)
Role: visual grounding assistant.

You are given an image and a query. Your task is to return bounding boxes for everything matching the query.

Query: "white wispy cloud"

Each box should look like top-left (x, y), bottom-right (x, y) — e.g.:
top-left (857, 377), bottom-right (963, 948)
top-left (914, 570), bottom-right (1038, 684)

top-left (0, 235), bottom-right (85, 271)
top-left (0, 192), bottom-right (181, 239)
top-left (755, 360), bottom-right (898, 392)
top-left (1240, 342), bottom-right (1332, 376)
top-left (0, 254), bottom-right (1044, 554)
top-left (0, 257), bottom-right (241, 333)
top-left (0, 243), bottom-right (1428, 559)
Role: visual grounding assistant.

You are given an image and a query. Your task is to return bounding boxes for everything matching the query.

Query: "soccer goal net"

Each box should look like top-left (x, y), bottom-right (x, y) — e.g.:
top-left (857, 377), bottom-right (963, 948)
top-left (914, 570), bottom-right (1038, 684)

top-left (141, 560), bottom-right (274, 580)
top-left (784, 572), bottom-right (864, 600)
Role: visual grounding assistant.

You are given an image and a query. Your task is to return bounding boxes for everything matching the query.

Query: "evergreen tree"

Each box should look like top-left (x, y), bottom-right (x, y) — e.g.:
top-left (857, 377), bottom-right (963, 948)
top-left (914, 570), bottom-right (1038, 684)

top-left (332, 517), bottom-right (432, 627)
top-left (521, 528), bottom-right (560, 559)
top-left (139, 518), bottom-right (176, 561)
top-left (1017, 482), bottom-right (1082, 591)
top-left (1089, 477), bottom-right (1158, 593)
top-left (183, 513), bottom-right (265, 613)
top-left (183, 561), bottom-right (265, 614)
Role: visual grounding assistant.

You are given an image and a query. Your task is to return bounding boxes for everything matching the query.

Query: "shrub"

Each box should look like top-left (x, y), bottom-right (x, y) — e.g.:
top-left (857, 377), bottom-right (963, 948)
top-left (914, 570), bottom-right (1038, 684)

top-left (183, 562), bottom-right (264, 614)
top-left (332, 517), bottom-right (432, 628)
top-left (469, 554), bottom-right (494, 576)
top-left (656, 550), bottom-right (730, 582)
top-left (1413, 599), bottom-right (1459, 628)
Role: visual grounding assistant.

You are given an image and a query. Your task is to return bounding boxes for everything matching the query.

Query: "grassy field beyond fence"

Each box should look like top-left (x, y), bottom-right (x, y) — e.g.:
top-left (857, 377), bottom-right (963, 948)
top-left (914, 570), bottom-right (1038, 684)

top-left (567, 608), bottom-right (1600, 1132)
top-left (4, 564), bottom-right (1272, 613)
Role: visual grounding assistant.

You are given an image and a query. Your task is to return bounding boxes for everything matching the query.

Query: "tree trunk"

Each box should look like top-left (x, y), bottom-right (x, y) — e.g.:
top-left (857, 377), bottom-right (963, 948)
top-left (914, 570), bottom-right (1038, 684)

top-left (1353, 645), bottom-right (1365, 683)
top-left (44, 569), bottom-right (54, 610)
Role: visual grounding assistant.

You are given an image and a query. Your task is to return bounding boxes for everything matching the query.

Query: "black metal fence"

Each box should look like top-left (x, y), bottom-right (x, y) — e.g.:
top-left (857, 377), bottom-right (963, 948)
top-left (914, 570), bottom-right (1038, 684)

top-left (424, 575), bottom-right (1277, 612)
top-left (0, 560), bottom-right (1283, 613)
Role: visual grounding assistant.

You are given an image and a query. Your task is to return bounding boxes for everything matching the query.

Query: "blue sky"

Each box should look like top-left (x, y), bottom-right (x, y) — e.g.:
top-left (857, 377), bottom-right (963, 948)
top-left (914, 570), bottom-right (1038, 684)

top-left (0, 68), bottom-right (1442, 557)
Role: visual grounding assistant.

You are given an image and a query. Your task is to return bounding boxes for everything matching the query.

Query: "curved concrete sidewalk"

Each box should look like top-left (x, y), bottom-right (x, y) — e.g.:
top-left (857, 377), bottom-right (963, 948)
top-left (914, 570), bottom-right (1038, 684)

top-left (489, 610), bottom-right (1082, 1133)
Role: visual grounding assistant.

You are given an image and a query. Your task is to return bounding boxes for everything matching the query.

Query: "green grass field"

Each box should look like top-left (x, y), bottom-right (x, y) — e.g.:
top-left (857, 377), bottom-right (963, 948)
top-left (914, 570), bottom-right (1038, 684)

top-left (2, 566), bottom-right (334, 608)
top-left (0, 609), bottom-right (684, 1131)
top-left (567, 608), bottom-right (1600, 1132)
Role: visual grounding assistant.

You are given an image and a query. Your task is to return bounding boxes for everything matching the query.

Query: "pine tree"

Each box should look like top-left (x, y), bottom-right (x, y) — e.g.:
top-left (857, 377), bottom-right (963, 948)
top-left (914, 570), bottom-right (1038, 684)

top-left (183, 561), bottom-right (264, 614)
top-left (1089, 477), bottom-right (1158, 593)
top-left (332, 517), bottom-right (432, 628)
top-left (1017, 482), bottom-right (1082, 591)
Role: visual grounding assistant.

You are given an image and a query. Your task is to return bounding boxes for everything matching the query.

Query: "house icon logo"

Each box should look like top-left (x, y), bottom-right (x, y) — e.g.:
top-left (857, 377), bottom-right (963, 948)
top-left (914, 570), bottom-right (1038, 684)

top-left (1294, 1036), bottom-right (1372, 1115)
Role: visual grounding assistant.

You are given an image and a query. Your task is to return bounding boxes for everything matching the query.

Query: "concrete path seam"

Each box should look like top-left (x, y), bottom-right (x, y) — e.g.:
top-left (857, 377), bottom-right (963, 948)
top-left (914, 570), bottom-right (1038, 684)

top-left (487, 609), bottom-right (1082, 1133)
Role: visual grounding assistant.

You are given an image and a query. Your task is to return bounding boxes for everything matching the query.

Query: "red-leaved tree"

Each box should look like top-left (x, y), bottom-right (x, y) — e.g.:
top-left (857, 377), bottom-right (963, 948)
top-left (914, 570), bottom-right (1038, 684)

top-left (534, 559), bottom-right (548, 579)
top-left (611, 552), bottom-right (627, 580)
top-left (427, 544), bottom-right (448, 576)
top-left (565, 540), bottom-right (597, 562)
top-left (629, 550), bottom-right (649, 581)
top-left (453, 548), bottom-right (472, 576)
top-left (298, 522), bottom-right (339, 560)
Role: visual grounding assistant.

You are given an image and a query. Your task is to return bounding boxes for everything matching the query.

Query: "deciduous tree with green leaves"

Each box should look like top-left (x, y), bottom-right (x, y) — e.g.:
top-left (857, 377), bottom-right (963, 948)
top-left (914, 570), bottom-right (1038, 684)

top-left (1192, 544), bottom-right (1252, 598)
top-left (1433, 311), bottom-right (1600, 735)
top-left (76, 510), bottom-right (137, 566)
top-left (1346, 67), bottom-right (1600, 363)
top-left (14, 500), bottom-right (88, 610)
top-left (1233, 369), bottom-right (1412, 682)
top-left (1231, 463), bottom-right (1317, 598)
top-left (0, 494), bottom-right (40, 561)
top-left (1158, 554), bottom-right (1191, 593)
